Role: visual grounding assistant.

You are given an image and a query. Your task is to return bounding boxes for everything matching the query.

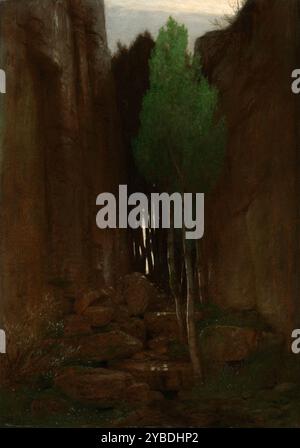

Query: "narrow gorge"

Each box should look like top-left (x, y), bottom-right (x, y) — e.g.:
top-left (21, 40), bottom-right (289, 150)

top-left (0, 0), bottom-right (300, 428)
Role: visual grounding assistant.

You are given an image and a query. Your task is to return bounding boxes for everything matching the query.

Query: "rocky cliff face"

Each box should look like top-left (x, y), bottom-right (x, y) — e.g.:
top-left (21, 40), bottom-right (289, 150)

top-left (0, 0), bottom-right (129, 321)
top-left (196, 0), bottom-right (300, 336)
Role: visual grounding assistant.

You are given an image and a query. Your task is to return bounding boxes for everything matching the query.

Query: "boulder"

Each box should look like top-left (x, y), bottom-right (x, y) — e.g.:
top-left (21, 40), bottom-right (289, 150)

top-left (113, 306), bottom-right (147, 341)
top-left (148, 337), bottom-right (189, 361)
top-left (131, 350), bottom-right (168, 361)
top-left (145, 311), bottom-right (202, 339)
top-left (146, 294), bottom-right (174, 313)
top-left (144, 312), bottom-right (180, 338)
top-left (121, 273), bottom-right (157, 316)
top-left (113, 318), bottom-right (146, 344)
top-left (74, 289), bottom-right (113, 315)
top-left (63, 315), bottom-right (92, 337)
top-left (124, 382), bottom-right (164, 405)
top-left (83, 305), bottom-right (114, 327)
top-left (200, 325), bottom-right (259, 363)
top-left (31, 394), bottom-right (70, 416)
top-left (114, 304), bottom-right (130, 323)
top-left (110, 358), bottom-right (193, 391)
top-left (63, 330), bottom-right (143, 363)
top-left (55, 367), bottom-right (135, 407)
top-left (148, 337), bottom-right (170, 355)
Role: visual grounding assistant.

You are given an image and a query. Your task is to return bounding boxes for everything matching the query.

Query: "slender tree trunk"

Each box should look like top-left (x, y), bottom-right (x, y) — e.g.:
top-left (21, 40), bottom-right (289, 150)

top-left (150, 229), bottom-right (159, 282)
top-left (196, 239), bottom-right (208, 304)
top-left (183, 230), bottom-right (203, 380)
top-left (167, 226), bottom-right (186, 342)
top-left (145, 228), bottom-right (154, 277)
top-left (135, 228), bottom-right (146, 273)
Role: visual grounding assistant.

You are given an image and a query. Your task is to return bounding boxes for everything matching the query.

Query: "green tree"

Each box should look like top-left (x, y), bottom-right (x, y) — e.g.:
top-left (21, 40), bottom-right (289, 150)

top-left (134, 17), bottom-right (226, 380)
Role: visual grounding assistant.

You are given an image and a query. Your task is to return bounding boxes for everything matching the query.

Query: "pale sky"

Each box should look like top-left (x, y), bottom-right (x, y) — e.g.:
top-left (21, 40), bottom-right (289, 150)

top-left (104, 0), bottom-right (233, 51)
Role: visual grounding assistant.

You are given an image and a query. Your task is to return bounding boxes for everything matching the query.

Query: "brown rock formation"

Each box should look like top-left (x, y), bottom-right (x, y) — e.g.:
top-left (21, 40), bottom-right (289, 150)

top-left (55, 367), bottom-right (135, 407)
top-left (121, 272), bottom-right (156, 316)
top-left (196, 0), bottom-right (300, 337)
top-left (0, 0), bottom-right (129, 323)
top-left (110, 358), bottom-right (193, 392)
top-left (63, 330), bottom-right (143, 363)
top-left (55, 367), bottom-right (161, 407)
top-left (200, 325), bottom-right (259, 363)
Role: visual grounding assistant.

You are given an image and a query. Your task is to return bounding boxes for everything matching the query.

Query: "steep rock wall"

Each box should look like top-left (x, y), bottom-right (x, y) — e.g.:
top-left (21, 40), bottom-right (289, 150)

top-left (196, 0), bottom-right (300, 336)
top-left (0, 0), bottom-right (129, 320)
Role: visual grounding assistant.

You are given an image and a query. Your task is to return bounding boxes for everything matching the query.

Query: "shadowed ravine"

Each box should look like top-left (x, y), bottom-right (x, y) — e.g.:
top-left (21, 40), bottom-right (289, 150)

top-left (0, 0), bottom-right (300, 428)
